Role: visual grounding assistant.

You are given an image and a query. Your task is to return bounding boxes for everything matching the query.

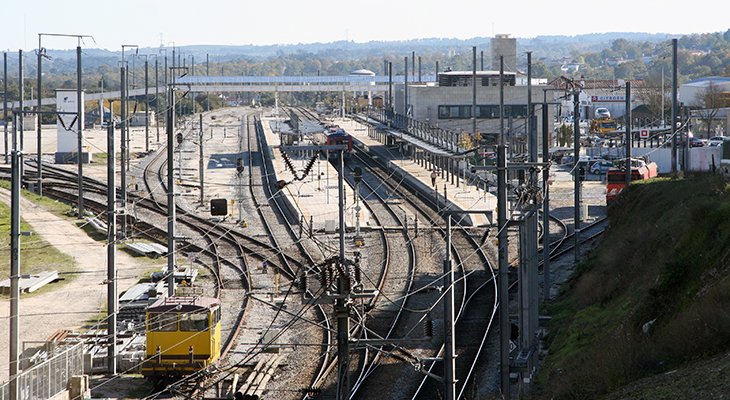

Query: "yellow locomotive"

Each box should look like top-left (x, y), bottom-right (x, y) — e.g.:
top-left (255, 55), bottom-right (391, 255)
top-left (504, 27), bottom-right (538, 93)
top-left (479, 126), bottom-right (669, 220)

top-left (142, 296), bottom-right (222, 377)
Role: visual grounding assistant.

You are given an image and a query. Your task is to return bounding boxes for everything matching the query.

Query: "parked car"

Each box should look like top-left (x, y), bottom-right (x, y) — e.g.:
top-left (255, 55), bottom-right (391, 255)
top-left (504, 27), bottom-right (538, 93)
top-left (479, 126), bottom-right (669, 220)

top-left (689, 137), bottom-right (705, 147)
top-left (708, 139), bottom-right (724, 147)
top-left (590, 160), bottom-right (614, 174)
top-left (709, 136), bottom-right (730, 142)
top-left (594, 107), bottom-right (611, 119)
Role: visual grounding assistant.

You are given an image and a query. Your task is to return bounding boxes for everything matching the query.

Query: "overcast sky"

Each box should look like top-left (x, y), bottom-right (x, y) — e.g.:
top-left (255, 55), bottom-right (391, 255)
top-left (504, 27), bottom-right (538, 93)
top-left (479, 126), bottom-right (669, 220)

top-left (2, 0), bottom-right (727, 51)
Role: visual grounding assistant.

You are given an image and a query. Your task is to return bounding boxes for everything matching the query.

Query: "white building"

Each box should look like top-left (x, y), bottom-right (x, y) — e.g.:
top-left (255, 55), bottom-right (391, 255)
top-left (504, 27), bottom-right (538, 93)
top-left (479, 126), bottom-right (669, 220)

top-left (394, 70), bottom-right (557, 146)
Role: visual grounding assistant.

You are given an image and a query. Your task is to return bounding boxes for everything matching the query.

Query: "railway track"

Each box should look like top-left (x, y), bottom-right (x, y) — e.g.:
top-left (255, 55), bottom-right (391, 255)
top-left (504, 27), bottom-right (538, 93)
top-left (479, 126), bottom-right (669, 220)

top-left (338, 126), bottom-right (497, 399)
top-left (0, 107), bottom-right (610, 399)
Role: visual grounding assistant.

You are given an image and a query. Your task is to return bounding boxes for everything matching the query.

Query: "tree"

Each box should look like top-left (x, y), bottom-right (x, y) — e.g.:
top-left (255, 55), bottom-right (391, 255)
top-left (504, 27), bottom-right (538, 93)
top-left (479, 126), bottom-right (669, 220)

top-left (558, 123), bottom-right (573, 147)
top-left (694, 81), bottom-right (724, 138)
top-left (637, 73), bottom-right (669, 123)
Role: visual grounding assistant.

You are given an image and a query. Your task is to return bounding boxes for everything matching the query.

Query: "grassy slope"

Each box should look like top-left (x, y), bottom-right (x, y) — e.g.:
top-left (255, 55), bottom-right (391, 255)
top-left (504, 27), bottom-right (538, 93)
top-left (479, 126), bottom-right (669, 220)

top-left (538, 174), bottom-right (730, 399)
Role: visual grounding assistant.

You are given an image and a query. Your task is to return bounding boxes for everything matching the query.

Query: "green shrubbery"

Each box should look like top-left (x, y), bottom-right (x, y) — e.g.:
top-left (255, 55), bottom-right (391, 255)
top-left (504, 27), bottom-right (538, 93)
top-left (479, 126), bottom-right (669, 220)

top-left (539, 174), bottom-right (730, 398)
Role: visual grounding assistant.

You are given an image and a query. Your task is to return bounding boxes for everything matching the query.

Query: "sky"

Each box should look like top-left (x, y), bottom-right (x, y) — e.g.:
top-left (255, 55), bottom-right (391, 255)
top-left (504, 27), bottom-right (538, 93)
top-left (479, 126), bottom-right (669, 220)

top-left (1, 0), bottom-right (728, 51)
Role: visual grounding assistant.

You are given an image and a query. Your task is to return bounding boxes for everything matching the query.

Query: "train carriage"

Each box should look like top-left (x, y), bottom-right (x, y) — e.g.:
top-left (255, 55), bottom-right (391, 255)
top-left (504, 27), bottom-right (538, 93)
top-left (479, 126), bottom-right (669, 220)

top-left (325, 128), bottom-right (353, 152)
top-left (142, 296), bottom-right (222, 377)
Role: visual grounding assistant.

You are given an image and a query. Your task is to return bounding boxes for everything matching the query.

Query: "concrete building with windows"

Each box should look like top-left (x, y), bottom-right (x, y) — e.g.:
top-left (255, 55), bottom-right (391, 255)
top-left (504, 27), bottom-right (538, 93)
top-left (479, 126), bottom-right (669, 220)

top-left (393, 70), bottom-right (557, 147)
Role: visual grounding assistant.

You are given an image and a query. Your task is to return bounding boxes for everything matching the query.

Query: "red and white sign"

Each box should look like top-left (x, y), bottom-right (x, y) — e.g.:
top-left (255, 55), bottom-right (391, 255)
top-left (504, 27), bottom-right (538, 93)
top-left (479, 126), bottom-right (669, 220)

top-left (591, 95), bottom-right (626, 102)
top-left (639, 129), bottom-right (649, 139)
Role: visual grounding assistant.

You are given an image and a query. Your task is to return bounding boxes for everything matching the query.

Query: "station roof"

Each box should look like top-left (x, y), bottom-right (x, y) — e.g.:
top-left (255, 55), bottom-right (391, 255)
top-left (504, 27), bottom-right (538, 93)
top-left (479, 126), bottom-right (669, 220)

top-left (439, 70), bottom-right (517, 76)
top-left (175, 75), bottom-right (437, 85)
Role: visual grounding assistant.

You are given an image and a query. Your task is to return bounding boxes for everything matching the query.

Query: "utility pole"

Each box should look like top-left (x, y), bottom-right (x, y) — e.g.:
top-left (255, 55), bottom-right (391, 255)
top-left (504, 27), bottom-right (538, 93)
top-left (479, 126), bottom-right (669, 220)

top-left (3, 52), bottom-right (7, 164)
top-left (9, 115), bottom-right (21, 400)
top-left (387, 62), bottom-right (392, 111)
top-left (199, 114), bottom-right (204, 207)
top-left (480, 50), bottom-right (484, 71)
top-left (353, 167), bottom-right (363, 245)
top-left (335, 149), bottom-right (351, 400)
top-left (573, 85), bottom-right (581, 264)
top-left (411, 51), bottom-right (415, 79)
top-left (36, 41), bottom-right (42, 195)
top-left (76, 45), bottom-right (84, 217)
top-left (418, 55), bottom-right (422, 83)
top-left (671, 38), bottom-right (678, 176)
top-left (119, 44), bottom-right (137, 238)
top-left (472, 46), bottom-right (477, 137)
top-left (625, 82), bottom-right (632, 185)
top-left (19, 50), bottom-right (24, 181)
top-left (106, 122), bottom-right (117, 375)
top-left (120, 66), bottom-right (127, 238)
top-left (497, 55), bottom-right (511, 400)
top-left (444, 216), bottom-right (456, 400)
top-left (206, 53), bottom-right (210, 112)
top-left (155, 57), bottom-right (160, 143)
top-left (166, 83), bottom-right (176, 297)
top-left (516, 52), bottom-right (540, 390)
top-left (36, 33), bottom-right (93, 194)
top-left (145, 58), bottom-right (149, 152)
top-left (162, 50), bottom-right (168, 134)
top-left (191, 55), bottom-right (196, 115)
top-left (404, 57), bottom-right (408, 116)
top-left (542, 91), bottom-right (551, 302)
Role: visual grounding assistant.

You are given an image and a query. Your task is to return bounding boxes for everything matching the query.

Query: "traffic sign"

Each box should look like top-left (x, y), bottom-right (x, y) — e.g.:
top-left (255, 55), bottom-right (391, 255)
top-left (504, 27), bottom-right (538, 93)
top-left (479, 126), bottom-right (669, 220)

top-left (639, 129), bottom-right (649, 139)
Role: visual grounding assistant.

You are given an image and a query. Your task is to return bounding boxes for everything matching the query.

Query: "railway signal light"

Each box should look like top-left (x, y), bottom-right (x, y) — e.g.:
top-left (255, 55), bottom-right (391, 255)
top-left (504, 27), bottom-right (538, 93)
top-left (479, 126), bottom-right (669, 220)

top-left (175, 132), bottom-right (183, 144)
top-left (210, 198), bottom-right (228, 216)
top-left (353, 166), bottom-right (362, 183)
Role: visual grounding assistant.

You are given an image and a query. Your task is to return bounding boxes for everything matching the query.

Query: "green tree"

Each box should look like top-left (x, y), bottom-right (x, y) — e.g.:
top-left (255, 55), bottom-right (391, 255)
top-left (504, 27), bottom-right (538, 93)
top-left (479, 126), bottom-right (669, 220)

top-left (558, 123), bottom-right (573, 147)
top-left (694, 81), bottom-right (724, 138)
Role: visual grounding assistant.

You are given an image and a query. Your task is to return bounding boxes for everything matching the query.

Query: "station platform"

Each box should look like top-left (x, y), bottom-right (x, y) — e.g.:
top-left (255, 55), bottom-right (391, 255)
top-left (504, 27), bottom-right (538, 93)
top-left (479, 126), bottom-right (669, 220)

top-left (259, 116), bottom-right (372, 232)
top-left (334, 117), bottom-right (496, 227)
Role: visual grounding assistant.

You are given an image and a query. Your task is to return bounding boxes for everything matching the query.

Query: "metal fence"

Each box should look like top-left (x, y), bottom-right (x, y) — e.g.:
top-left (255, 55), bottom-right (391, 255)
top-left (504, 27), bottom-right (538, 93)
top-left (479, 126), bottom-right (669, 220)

top-left (0, 342), bottom-right (84, 400)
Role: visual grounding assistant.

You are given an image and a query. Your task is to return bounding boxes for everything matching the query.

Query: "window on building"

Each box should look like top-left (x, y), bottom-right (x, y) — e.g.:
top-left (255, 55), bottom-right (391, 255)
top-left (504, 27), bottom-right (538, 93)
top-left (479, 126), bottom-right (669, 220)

top-left (439, 104), bottom-right (528, 119)
top-left (438, 105), bottom-right (473, 119)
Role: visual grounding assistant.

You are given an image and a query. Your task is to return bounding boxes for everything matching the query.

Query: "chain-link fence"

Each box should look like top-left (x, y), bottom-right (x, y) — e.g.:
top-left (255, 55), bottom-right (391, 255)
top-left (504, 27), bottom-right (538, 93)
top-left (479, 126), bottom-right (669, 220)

top-left (0, 342), bottom-right (84, 400)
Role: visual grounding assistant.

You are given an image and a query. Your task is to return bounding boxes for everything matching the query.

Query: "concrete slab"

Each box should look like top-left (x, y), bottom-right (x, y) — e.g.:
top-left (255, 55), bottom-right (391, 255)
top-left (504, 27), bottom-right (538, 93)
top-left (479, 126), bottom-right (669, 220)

top-left (0, 271), bottom-right (60, 294)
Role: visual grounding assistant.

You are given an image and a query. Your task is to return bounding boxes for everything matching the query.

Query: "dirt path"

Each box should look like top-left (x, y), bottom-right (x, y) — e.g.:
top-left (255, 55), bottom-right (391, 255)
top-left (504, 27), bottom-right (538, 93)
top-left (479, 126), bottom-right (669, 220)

top-left (0, 188), bottom-right (151, 382)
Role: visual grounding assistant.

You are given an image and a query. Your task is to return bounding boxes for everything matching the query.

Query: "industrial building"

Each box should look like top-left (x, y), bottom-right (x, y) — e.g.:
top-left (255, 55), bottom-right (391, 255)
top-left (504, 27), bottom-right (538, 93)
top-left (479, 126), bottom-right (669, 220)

top-left (393, 70), bottom-right (557, 146)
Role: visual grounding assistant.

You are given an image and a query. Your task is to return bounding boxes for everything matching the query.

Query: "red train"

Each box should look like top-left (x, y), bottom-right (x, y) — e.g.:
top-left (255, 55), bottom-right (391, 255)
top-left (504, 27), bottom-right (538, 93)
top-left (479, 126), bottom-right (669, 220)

top-left (606, 159), bottom-right (658, 203)
top-left (325, 127), bottom-right (353, 152)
